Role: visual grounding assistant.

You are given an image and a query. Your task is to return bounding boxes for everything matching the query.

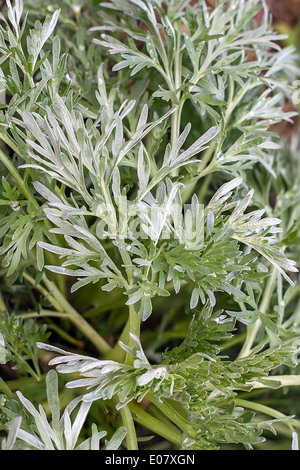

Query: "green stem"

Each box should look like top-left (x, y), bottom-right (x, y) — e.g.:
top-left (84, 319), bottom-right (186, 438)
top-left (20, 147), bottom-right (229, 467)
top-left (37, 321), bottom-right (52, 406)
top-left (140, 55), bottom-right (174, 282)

top-left (0, 146), bottom-right (58, 249)
top-left (23, 272), bottom-right (111, 356)
top-left (238, 267), bottom-right (277, 358)
top-left (16, 309), bottom-right (68, 319)
top-left (0, 148), bottom-right (39, 209)
top-left (126, 303), bottom-right (141, 356)
top-left (128, 401), bottom-right (182, 446)
top-left (251, 375), bottom-right (300, 389)
top-left (46, 320), bottom-right (85, 349)
top-left (2, 375), bottom-right (39, 391)
top-left (153, 19), bottom-right (174, 92)
top-left (0, 292), bottom-right (6, 312)
top-left (23, 272), bottom-right (62, 312)
top-left (147, 392), bottom-right (197, 438)
top-left (11, 345), bottom-right (41, 381)
top-left (119, 405), bottom-right (138, 450)
top-left (42, 275), bottom-right (112, 356)
top-left (171, 101), bottom-right (183, 150)
top-left (0, 376), bottom-right (13, 396)
top-left (236, 398), bottom-right (300, 432)
top-left (170, 20), bottom-right (184, 177)
top-left (117, 244), bottom-right (142, 364)
top-left (0, 132), bottom-right (25, 159)
top-left (105, 318), bottom-right (130, 362)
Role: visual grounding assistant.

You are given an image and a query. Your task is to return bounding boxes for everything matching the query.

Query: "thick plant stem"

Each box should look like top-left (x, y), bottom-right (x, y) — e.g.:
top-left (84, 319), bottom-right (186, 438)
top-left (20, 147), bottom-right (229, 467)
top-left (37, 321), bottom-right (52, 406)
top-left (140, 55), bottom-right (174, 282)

top-left (238, 267), bottom-right (278, 358)
top-left (119, 405), bottom-right (138, 450)
top-left (251, 375), bottom-right (300, 389)
top-left (171, 101), bottom-right (184, 150)
top-left (236, 398), bottom-right (300, 432)
top-left (147, 392), bottom-right (197, 438)
top-left (170, 20), bottom-right (183, 176)
top-left (125, 303), bottom-right (142, 366)
top-left (128, 401), bottom-right (182, 446)
top-left (0, 376), bottom-right (12, 396)
top-left (105, 318), bottom-right (130, 362)
top-left (23, 272), bottom-right (63, 312)
top-left (0, 292), bottom-right (6, 312)
top-left (118, 246), bottom-right (142, 365)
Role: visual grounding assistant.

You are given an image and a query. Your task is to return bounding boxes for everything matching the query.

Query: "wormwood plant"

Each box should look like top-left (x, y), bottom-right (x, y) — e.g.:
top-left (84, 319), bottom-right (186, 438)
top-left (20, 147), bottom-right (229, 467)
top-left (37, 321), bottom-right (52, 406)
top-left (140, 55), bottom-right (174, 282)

top-left (0, 0), bottom-right (300, 451)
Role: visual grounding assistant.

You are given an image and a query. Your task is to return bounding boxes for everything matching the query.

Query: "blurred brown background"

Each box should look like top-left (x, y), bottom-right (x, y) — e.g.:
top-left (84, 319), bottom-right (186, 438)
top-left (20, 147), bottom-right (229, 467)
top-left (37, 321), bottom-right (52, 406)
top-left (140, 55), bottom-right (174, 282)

top-left (267, 0), bottom-right (300, 25)
top-left (266, 0), bottom-right (300, 136)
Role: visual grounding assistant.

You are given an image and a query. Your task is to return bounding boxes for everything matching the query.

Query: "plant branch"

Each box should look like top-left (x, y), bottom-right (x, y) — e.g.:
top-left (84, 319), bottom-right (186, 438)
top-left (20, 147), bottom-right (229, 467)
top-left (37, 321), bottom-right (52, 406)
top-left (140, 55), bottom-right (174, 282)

top-left (238, 267), bottom-right (278, 358)
top-left (118, 404), bottom-right (138, 450)
top-left (147, 392), bottom-right (197, 439)
top-left (23, 272), bottom-right (112, 356)
top-left (128, 401), bottom-right (182, 446)
top-left (0, 148), bottom-right (39, 209)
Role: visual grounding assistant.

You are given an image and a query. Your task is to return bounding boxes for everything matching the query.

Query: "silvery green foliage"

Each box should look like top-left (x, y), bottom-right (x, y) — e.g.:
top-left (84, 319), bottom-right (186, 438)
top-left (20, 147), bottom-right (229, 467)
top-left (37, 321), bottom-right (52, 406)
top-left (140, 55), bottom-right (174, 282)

top-left (0, 312), bottom-right (48, 380)
top-left (0, 0), bottom-right (297, 314)
top-left (1, 369), bottom-right (127, 450)
top-left (18, 87), bottom-right (297, 311)
top-left (0, 0), bottom-right (299, 451)
top-left (37, 339), bottom-right (174, 408)
top-left (37, 327), bottom-right (299, 411)
top-left (1, 416), bottom-right (22, 450)
top-left (35, 319), bottom-right (300, 450)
